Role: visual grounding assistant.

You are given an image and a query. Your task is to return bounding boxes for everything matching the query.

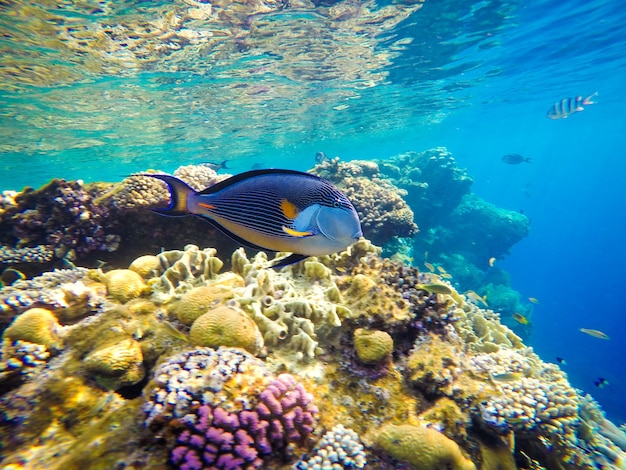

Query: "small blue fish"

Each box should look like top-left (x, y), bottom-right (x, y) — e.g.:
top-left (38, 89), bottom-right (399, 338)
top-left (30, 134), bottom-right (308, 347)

top-left (547, 92), bottom-right (597, 120)
top-left (144, 169), bottom-right (362, 267)
top-left (199, 160), bottom-right (230, 171)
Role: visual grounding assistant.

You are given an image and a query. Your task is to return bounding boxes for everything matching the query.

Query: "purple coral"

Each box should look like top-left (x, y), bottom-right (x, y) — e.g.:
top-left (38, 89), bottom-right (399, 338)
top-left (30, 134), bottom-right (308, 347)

top-left (167, 374), bottom-right (318, 469)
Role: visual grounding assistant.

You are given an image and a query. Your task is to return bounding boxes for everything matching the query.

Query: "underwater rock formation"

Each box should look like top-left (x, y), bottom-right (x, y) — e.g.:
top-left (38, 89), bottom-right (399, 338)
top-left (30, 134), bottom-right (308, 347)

top-left (377, 147), bottom-right (473, 231)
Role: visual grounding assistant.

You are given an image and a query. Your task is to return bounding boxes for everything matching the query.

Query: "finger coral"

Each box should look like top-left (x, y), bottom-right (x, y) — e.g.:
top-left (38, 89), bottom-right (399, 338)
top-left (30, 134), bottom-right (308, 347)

top-left (143, 347), bottom-right (318, 468)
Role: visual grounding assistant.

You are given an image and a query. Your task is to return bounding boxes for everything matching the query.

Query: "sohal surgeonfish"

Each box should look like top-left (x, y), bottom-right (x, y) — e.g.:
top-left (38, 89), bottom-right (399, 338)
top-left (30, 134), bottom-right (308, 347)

top-left (144, 169), bottom-right (363, 268)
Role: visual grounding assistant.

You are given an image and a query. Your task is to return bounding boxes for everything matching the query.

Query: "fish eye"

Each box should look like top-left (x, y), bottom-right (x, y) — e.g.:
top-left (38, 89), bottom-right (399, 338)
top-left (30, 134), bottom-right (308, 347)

top-left (333, 199), bottom-right (340, 207)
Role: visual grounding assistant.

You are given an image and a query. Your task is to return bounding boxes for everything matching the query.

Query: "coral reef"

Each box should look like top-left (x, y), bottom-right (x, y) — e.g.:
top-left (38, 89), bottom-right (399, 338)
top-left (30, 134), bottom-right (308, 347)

top-left (143, 347), bottom-right (318, 468)
top-left (377, 147), bottom-right (473, 231)
top-left (0, 179), bottom-right (120, 265)
top-left (0, 242), bottom-right (623, 470)
top-left (102, 268), bottom-right (147, 303)
top-left (312, 159), bottom-right (418, 245)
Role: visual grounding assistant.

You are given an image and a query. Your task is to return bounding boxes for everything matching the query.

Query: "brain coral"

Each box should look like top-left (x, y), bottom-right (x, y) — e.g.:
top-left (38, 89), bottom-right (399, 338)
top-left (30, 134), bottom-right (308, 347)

top-left (103, 269), bottom-right (147, 303)
top-left (83, 338), bottom-right (145, 390)
top-left (128, 254), bottom-right (161, 278)
top-left (376, 423), bottom-right (476, 470)
top-left (2, 307), bottom-right (63, 351)
top-left (189, 306), bottom-right (263, 355)
top-left (353, 328), bottom-right (393, 364)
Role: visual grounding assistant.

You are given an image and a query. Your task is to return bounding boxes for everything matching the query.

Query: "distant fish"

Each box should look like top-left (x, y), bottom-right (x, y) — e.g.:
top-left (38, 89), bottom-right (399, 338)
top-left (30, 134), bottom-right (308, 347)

top-left (465, 290), bottom-right (488, 307)
top-left (594, 377), bottom-right (609, 388)
top-left (502, 153), bottom-right (533, 165)
top-left (315, 151), bottom-right (329, 164)
top-left (200, 160), bottom-right (230, 172)
top-left (490, 372), bottom-right (524, 382)
top-left (556, 357), bottom-right (566, 365)
top-left (528, 297), bottom-right (539, 304)
top-left (488, 257), bottom-right (496, 267)
top-left (436, 265), bottom-right (447, 275)
top-left (251, 162), bottom-right (266, 170)
top-left (417, 283), bottom-right (453, 295)
top-left (547, 92), bottom-right (598, 120)
top-left (512, 313), bottom-right (530, 325)
top-left (580, 328), bottom-right (610, 340)
top-left (424, 262), bottom-right (435, 272)
top-left (144, 169), bottom-right (362, 268)
top-left (440, 273), bottom-right (452, 279)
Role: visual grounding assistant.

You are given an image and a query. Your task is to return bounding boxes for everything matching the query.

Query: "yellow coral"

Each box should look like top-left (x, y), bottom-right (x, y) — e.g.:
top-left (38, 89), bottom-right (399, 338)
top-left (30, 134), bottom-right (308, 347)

top-left (103, 269), bottom-right (147, 303)
top-left (83, 338), bottom-right (144, 390)
top-left (353, 328), bottom-right (393, 364)
top-left (171, 274), bottom-right (244, 326)
top-left (376, 423), bottom-right (476, 470)
top-left (189, 306), bottom-right (263, 354)
top-left (128, 255), bottom-right (161, 278)
top-left (3, 307), bottom-right (63, 350)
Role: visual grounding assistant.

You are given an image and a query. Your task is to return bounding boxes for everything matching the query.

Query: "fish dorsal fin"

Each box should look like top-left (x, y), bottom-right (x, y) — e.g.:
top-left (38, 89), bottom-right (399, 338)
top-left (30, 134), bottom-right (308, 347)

top-left (197, 169), bottom-right (323, 195)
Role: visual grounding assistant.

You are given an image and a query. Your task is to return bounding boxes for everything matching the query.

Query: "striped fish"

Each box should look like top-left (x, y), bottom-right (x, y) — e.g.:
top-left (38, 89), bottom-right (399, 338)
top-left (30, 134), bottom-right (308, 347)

top-left (144, 169), bottom-right (362, 267)
top-left (546, 92), bottom-right (597, 120)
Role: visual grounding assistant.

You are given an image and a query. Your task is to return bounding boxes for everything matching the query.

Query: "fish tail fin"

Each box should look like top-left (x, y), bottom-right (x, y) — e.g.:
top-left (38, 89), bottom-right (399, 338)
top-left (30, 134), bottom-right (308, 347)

top-left (221, 160), bottom-right (230, 169)
top-left (142, 174), bottom-right (194, 216)
top-left (583, 91), bottom-right (598, 105)
top-left (525, 157), bottom-right (533, 163)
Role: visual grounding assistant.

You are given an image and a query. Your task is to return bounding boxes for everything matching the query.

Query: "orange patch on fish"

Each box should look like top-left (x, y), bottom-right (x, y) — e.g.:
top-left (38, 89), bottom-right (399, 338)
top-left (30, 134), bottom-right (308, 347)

top-left (198, 202), bottom-right (216, 210)
top-left (280, 199), bottom-right (300, 219)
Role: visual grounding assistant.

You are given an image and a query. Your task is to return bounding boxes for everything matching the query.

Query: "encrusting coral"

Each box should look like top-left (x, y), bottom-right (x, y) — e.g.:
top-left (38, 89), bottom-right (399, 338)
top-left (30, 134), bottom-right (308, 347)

top-left (375, 422), bottom-right (476, 470)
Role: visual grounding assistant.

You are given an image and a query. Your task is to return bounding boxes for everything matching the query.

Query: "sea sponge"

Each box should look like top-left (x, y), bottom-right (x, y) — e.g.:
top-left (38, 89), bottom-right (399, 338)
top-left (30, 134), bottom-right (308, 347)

top-left (3, 307), bottom-right (63, 350)
top-left (189, 306), bottom-right (263, 354)
top-left (376, 423), bottom-right (476, 470)
top-left (129, 254), bottom-right (161, 278)
top-left (353, 328), bottom-right (393, 364)
top-left (103, 269), bottom-right (147, 303)
top-left (170, 275), bottom-right (243, 326)
top-left (83, 338), bottom-right (145, 390)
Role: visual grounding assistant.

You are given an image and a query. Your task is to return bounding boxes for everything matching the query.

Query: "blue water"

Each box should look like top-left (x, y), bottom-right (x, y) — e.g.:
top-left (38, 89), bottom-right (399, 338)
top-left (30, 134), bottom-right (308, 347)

top-left (1, 0), bottom-right (626, 423)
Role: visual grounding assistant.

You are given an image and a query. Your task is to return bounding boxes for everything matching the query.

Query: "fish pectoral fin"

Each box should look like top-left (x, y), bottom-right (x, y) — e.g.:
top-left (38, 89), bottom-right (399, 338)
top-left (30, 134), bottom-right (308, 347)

top-left (271, 253), bottom-right (309, 268)
top-left (282, 226), bottom-right (315, 238)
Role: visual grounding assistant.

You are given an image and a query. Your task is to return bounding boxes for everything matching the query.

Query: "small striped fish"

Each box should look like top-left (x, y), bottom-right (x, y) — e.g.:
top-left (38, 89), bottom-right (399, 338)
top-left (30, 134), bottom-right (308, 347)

top-left (546, 92), bottom-right (597, 119)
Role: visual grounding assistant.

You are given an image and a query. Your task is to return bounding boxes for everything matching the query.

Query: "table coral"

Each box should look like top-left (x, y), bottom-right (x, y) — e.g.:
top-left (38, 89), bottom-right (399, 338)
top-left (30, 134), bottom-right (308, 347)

top-left (376, 422), bottom-right (476, 470)
top-left (189, 305), bottom-right (263, 355)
